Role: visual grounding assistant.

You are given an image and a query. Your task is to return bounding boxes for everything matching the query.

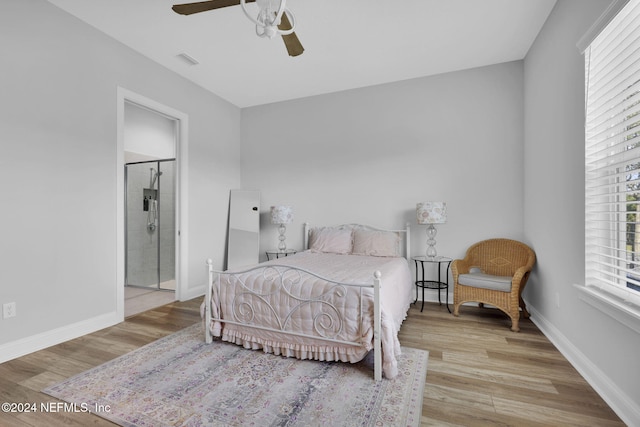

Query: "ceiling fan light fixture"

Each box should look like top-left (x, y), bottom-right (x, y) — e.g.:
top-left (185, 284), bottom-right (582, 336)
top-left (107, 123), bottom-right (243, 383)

top-left (241, 0), bottom-right (295, 39)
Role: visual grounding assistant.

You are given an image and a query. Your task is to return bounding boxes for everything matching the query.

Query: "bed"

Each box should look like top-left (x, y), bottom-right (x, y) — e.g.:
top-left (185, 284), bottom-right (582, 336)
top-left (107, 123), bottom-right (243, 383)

top-left (203, 223), bottom-right (413, 380)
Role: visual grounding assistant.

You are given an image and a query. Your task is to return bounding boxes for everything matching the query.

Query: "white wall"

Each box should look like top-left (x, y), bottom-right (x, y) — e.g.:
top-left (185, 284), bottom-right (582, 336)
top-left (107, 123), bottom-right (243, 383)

top-left (124, 102), bottom-right (176, 160)
top-left (524, 0), bottom-right (640, 424)
top-left (0, 0), bottom-right (241, 359)
top-left (241, 61), bottom-right (526, 278)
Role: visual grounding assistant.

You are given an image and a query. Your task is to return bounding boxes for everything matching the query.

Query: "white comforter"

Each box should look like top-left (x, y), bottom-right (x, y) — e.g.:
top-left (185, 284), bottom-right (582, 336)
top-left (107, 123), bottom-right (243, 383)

top-left (205, 251), bottom-right (413, 379)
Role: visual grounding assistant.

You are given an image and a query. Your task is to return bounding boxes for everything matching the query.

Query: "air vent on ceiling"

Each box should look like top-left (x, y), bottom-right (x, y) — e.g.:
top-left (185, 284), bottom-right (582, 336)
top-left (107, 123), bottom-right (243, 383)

top-left (177, 52), bottom-right (200, 66)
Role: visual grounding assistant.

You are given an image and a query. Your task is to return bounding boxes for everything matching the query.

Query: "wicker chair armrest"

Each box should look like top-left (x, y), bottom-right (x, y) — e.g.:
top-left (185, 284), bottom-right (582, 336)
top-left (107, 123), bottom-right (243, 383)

top-left (510, 266), bottom-right (531, 291)
top-left (451, 259), bottom-right (471, 280)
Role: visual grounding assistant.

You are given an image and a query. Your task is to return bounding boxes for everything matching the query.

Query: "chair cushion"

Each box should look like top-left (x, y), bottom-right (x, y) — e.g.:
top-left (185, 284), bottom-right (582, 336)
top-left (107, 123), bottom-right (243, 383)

top-left (458, 273), bottom-right (512, 292)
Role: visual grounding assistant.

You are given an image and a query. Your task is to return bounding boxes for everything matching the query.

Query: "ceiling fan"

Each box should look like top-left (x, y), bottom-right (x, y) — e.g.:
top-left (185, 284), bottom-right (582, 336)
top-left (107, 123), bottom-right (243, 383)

top-left (172, 0), bottom-right (304, 57)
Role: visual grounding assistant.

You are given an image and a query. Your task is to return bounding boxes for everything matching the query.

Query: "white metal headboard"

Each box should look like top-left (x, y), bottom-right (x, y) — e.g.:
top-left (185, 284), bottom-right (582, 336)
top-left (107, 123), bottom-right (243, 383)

top-left (303, 222), bottom-right (411, 260)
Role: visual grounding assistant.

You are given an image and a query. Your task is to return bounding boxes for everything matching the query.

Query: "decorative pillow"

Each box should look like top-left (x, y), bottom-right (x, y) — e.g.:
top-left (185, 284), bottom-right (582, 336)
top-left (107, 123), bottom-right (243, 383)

top-left (308, 227), bottom-right (353, 254)
top-left (352, 229), bottom-right (400, 257)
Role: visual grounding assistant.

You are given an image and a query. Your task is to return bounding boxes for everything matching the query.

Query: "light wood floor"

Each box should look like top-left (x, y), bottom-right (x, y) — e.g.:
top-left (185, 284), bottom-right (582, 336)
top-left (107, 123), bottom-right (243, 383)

top-left (0, 298), bottom-right (625, 426)
top-left (399, 302), bottom-right (625, 426)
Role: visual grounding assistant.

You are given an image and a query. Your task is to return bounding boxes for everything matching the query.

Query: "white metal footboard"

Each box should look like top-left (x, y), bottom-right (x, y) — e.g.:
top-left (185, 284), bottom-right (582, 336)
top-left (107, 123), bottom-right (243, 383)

top-left (205, 259), bottom-right (383, 381)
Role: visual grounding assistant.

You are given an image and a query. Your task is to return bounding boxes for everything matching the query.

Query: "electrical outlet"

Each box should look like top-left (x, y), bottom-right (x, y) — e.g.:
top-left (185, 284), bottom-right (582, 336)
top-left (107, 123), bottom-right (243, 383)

top-left (3, 302), bottom-right (16, 319)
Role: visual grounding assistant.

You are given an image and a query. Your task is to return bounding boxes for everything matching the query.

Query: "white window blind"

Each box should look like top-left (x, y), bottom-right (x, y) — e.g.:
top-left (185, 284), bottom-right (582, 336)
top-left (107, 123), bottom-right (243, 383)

top-left (585, 0), bottom-right (640, 307)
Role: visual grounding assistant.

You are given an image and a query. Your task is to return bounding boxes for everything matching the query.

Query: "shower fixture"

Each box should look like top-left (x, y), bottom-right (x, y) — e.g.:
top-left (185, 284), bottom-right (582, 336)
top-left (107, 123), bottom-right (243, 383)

top-left (147, 198), bottom-right (158, 232)
top-left (150, 168), bottom-right (163, 189)
top-left (146, 167), bottom-right (163, 232)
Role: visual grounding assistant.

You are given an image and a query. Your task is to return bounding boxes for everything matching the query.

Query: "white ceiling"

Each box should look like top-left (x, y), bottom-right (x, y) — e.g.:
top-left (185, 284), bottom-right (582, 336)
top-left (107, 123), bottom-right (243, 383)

top-left (47, 0), bottom-right (557, 108)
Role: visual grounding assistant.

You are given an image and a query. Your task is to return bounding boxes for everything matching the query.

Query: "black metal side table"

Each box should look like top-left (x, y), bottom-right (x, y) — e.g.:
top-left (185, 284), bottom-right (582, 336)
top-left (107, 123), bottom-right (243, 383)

top-left (266, 249), bottom-right (297, 261)
top-left (412, 256), bottom-right (452, 312)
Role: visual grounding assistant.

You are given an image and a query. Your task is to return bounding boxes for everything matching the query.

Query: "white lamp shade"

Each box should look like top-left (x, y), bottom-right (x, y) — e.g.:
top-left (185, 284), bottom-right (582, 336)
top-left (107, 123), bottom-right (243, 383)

top-left (270, 205), bottom-right (293, 224)
top-left (416, 202), bottom-right (447, 224)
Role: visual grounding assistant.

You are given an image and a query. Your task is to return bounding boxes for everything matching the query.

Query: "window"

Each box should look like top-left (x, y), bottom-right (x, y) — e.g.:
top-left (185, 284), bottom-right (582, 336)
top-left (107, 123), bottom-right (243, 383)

top-left (585, 0), bottom-right (640, 309)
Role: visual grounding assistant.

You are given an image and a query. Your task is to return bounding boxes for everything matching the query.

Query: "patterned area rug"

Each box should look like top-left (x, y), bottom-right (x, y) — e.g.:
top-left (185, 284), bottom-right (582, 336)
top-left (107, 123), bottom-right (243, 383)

top-left (43, 324), bottom-right (428, 426)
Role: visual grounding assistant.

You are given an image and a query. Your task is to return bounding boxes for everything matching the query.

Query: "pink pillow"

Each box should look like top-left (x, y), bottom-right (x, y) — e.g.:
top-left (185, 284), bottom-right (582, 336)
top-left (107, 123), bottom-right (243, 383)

top-left (352, 229), bottom-right (400, 257)
top-left (308, 228), bottom-right (353, 254)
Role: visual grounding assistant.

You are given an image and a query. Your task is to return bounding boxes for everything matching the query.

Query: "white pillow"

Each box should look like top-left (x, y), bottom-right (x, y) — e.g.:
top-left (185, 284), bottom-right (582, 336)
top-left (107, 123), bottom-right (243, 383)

top-left (308, 227), bottom-right (353, 254)
top-left (352, 229), bottom-right (400, 257)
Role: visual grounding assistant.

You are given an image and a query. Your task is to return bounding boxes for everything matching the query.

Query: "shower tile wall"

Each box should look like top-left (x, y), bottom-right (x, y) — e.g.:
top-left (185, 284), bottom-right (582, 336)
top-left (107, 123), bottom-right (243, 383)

top-left (126, 161), bottom-right (175, 288)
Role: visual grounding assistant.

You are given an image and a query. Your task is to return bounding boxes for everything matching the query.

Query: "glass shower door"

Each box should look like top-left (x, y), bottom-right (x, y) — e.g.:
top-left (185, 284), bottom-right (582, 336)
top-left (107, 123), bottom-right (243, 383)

top-left (125, 160), bottom-right (175, 290)
top-left (157, 160), bottom-right (175, 290)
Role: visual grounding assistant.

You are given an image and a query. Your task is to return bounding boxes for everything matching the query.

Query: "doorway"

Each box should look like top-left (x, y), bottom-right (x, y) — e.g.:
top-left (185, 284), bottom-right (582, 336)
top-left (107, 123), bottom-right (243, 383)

top-left (117, 89), bottom-right (188, 319)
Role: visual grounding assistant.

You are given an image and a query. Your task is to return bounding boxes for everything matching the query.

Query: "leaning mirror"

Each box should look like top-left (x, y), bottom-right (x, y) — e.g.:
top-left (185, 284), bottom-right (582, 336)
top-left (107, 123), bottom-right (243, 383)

top-left (226, 189), bottom-right (261, 269)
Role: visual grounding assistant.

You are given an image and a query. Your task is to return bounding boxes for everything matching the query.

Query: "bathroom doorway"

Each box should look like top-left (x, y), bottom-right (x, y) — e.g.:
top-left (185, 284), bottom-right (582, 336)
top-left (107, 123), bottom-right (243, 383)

top-left (122, 99), bottom-right (178, 316)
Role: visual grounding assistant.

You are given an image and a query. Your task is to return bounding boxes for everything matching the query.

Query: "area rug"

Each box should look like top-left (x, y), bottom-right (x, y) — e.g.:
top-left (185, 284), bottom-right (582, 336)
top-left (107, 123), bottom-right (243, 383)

top-left (43, 324), bottom-right (428, 426)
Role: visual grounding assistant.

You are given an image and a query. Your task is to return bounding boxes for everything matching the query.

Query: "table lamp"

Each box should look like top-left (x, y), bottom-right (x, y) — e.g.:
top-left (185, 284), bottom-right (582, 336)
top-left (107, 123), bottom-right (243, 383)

top-left (416, 202), bottom-right (447, 259)
top-left (270, 205), bottom-right (293, 252)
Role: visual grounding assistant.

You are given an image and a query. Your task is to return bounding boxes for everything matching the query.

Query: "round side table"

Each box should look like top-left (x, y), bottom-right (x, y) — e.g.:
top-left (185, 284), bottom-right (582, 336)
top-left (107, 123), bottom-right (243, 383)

top-left (412, 256), bottom-right (452, 312)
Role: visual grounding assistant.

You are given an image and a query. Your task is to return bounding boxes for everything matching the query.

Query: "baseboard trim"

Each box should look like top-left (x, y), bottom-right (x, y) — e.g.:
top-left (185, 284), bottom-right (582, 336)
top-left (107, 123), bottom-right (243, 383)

top-left (0, 312), bottom-right (120, 364)
top-left (179, 283), bottom-right (205, 302)
top-left (528, 304), bottom-right (640, 427)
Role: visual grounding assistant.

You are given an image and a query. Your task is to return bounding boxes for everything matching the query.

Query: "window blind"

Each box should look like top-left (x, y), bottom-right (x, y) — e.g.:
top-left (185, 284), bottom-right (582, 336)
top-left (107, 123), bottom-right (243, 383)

top-left (585, 0), bottom-right (640, 307)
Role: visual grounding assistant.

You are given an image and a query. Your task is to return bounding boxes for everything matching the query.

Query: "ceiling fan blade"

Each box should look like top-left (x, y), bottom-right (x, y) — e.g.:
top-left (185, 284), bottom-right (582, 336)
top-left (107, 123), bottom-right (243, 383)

top-left (172, 0), bottom-right (254, 15)
top-left (278, 13), bottom-right (304, 57)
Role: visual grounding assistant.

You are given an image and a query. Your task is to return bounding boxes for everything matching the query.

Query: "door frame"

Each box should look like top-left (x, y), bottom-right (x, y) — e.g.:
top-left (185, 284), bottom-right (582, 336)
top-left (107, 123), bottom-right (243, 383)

top-left (116, 87), bottom-right (189, 321)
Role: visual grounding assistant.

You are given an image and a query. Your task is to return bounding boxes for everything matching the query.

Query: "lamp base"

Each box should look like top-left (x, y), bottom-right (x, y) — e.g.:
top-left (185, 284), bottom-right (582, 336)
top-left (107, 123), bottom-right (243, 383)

top-left (426, 224), bottom-right (438, 259)
top-left (278, 224), bottom-right (287, 252)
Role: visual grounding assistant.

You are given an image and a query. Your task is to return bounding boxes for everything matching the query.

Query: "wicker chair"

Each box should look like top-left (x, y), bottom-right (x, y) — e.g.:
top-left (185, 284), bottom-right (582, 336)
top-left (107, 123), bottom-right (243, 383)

top-left (452, 238), bottom-right (536, 332)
